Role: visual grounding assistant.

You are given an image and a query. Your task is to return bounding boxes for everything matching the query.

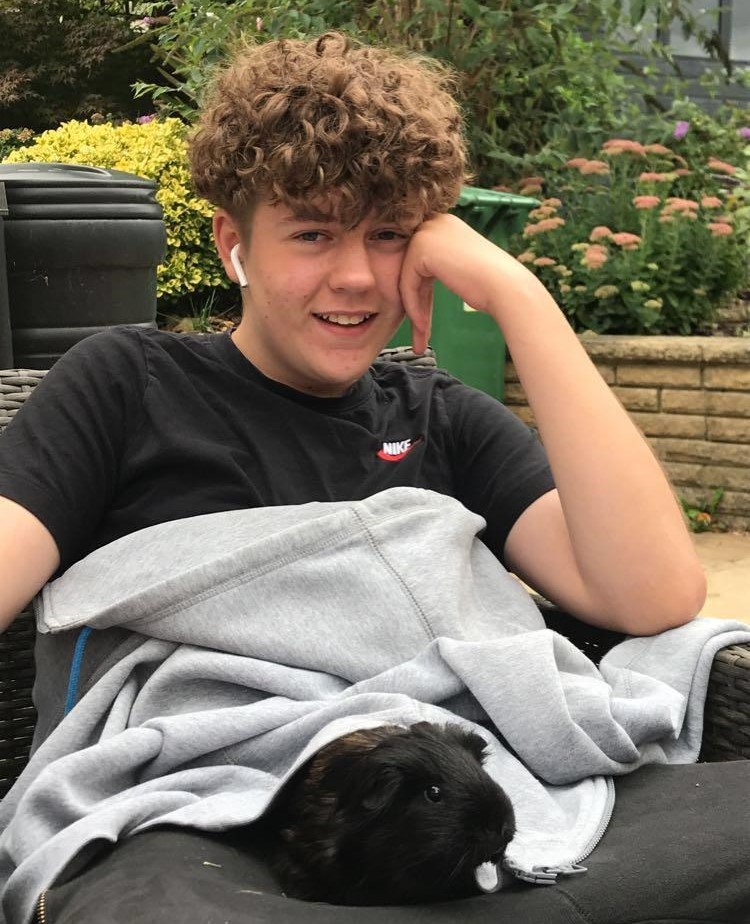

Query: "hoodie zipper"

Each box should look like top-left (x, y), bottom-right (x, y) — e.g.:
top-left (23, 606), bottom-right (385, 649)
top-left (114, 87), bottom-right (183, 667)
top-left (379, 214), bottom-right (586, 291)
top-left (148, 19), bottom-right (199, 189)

top-left (504, 776), bottom-right (616, 886)
top-left (573, 776), bottom-right (616, 865)
top-left (36, 889), bottom-right (48, 924)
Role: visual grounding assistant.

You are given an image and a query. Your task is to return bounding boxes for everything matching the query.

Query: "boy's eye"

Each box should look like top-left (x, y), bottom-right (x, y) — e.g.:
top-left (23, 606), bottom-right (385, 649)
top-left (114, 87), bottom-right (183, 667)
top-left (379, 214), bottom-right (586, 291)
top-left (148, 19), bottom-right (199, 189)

top-left (373, 229), bottom-right (409, 243)
top-left (292, 229), bottom-right (408, 244)
top-left (296, 231), bottom-right (326, 242)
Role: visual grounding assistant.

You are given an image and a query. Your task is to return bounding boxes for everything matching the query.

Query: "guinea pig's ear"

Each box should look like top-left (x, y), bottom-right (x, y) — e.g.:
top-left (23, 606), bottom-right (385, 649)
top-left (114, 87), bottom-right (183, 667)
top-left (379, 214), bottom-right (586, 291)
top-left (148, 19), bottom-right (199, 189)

top-left (319, 752), bottom-right (401, 814)
top-left (446, 725), bottom-right (489, 764)
top-left (360, 768), bottom-right (403, 814)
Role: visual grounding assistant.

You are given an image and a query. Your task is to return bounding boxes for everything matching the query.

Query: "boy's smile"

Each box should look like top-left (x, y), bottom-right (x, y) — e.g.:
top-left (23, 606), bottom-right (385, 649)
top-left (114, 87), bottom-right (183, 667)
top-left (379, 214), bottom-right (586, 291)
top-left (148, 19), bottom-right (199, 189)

top-left (215, 199), bottom-right (419, 397)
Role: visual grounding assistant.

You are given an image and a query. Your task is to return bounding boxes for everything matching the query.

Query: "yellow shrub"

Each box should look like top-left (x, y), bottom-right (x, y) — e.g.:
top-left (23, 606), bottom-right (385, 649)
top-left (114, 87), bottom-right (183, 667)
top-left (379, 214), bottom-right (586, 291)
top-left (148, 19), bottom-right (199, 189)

top-left (6, 119), bottom-right (227, 303)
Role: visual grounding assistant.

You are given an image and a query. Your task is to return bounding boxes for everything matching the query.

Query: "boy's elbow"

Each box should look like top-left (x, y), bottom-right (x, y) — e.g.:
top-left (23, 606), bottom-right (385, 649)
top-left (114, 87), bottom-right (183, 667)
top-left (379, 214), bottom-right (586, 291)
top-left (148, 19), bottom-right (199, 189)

top-left (623, 564), bottom-right (707, 636)
top-left (665, 563), bottom-right (707, 628)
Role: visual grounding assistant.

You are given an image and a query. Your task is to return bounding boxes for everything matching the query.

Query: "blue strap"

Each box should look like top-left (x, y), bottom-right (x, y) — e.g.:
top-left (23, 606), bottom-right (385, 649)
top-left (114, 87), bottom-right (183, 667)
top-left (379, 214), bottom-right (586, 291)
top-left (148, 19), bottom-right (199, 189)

top-left (64, 626), bottom-right (92, 715)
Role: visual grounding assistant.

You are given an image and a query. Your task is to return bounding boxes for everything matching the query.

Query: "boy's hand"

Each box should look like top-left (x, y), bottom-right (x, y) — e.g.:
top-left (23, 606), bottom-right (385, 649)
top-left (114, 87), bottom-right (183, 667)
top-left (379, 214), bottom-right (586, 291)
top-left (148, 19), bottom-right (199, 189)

top-left (399, 213), bottom-right (534, 354)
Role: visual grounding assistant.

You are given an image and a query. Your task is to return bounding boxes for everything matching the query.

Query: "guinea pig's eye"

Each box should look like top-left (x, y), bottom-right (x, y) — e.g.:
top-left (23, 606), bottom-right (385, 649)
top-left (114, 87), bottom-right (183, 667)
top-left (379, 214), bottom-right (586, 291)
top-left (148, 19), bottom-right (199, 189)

top-left (424, 785), bottom-right (442, 803)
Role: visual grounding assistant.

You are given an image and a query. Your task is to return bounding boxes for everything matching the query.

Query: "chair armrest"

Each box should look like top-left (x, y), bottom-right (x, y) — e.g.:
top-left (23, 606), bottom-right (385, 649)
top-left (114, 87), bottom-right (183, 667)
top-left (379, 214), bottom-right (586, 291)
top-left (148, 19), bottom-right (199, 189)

top-left (0, 369), bottom-right (47, 427)
top-left (0, 608), bottom-right (36, 796)
top-left (702, 644), bottom-right (750, 761)
top-left (534, 597), bottom-right (750, 762)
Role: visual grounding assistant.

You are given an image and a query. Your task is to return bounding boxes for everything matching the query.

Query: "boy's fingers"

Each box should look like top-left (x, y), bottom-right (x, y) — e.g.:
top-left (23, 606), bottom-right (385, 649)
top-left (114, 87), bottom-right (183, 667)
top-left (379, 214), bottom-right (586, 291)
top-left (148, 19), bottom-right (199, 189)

top-left (400, 270), bottom-right (434, 356)
top-left (407, 293), bottom-right (432, 355)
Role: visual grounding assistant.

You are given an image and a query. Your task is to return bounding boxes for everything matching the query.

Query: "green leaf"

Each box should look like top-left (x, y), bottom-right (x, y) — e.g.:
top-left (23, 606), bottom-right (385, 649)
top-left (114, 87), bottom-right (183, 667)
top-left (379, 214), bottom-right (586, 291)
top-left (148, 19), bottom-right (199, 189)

top-left (629, 0), bottom-right (647, 27)
top-left (461, 0), bottom-right (483, 20)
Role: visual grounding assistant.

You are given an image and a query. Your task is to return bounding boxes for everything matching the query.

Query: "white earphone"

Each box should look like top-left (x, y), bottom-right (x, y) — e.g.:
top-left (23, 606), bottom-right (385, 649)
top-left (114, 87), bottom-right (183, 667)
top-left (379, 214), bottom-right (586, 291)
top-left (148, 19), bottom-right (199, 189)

top-left (229, 243), bottom-right (249, 288)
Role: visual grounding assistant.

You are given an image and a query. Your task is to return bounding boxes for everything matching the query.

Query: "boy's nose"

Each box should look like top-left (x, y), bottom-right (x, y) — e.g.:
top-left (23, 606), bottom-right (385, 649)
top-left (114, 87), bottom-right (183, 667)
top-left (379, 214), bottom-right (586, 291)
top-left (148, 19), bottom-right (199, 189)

top-left (328, 240), bottom-right (376, 292)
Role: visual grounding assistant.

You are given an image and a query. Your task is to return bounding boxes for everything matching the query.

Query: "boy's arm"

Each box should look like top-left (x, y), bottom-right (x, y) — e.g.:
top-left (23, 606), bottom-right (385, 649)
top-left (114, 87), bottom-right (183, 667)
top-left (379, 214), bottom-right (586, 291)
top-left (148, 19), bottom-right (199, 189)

top-left (400, 214), bottom-right (706, 635)
top-left (0, 496), bottom-right (60, 632)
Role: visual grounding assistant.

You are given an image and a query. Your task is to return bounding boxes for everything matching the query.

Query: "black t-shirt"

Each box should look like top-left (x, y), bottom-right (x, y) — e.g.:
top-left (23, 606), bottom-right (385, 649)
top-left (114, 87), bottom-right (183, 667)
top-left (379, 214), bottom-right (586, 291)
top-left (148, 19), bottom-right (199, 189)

top-left (0, 327), bottom-right (555, 573)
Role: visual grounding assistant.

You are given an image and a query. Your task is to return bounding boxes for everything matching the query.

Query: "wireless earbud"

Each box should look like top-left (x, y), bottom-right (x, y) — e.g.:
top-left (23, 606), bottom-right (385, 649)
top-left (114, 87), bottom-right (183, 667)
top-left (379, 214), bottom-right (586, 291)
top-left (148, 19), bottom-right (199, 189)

top-left (229, 243), bottom-right (249, 288)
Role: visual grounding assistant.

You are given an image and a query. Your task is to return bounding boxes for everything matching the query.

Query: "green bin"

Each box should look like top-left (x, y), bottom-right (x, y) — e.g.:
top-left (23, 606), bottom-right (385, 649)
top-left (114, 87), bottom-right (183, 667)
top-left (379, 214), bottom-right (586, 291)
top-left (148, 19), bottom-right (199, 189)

top-left (387, 186), bottom-right (538, 401)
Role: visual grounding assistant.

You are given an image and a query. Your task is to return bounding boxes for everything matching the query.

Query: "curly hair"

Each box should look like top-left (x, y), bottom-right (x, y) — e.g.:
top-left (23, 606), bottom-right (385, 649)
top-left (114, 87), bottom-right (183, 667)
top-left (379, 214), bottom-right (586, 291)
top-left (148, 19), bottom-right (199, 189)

top-left (189, 32), bottom-right (470, 229)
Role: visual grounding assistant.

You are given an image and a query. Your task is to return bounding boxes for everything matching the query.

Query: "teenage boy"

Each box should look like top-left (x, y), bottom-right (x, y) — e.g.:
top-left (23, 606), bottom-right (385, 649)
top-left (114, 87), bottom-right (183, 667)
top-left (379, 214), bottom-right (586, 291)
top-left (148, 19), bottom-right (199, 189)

top-left (0, 31), bottom-right (745, 924)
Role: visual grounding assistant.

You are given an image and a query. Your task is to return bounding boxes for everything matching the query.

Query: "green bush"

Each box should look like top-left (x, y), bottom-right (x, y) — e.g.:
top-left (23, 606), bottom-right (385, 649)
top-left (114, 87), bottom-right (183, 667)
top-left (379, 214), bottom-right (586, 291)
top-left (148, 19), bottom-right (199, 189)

top-left (5, 118), bottom-right (228, 307)
top-left (507, 137), bottom-right (749, 335)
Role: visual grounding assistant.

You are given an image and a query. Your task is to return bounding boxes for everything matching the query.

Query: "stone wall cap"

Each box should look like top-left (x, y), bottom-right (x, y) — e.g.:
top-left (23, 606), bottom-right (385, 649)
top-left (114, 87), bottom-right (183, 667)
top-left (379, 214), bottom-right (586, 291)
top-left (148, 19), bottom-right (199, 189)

top-left (578, 334), bottom-right (750, 364)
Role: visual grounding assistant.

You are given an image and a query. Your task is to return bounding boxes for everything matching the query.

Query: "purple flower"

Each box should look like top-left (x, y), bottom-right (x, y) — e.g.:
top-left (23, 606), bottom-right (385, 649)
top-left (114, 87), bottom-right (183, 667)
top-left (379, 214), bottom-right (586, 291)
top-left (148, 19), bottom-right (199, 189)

top-left (673, 121), bottom-right (690, 140)
top-left (738, 127), bottom-right (750, 140)
top-left (137, 115), bottom-right (156, 125)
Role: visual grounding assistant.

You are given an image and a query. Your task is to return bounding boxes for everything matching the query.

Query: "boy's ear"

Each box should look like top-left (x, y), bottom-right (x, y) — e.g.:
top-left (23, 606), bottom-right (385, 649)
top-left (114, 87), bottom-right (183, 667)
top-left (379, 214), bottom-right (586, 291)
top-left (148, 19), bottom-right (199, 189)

top-left (213, 210), bottom-right (246, 287)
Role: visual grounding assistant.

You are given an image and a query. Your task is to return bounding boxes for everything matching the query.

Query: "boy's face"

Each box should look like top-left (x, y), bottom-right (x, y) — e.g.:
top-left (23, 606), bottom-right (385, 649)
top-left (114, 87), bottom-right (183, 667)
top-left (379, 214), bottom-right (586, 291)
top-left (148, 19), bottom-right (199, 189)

top-left (215, 197), bottom-right (419, 397)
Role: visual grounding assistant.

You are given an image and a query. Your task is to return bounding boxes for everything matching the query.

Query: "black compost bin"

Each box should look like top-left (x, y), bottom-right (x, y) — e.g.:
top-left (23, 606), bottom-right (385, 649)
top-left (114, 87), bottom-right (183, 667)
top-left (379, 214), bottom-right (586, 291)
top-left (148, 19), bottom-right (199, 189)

top-left (0, 163), bottom-right (166, 368)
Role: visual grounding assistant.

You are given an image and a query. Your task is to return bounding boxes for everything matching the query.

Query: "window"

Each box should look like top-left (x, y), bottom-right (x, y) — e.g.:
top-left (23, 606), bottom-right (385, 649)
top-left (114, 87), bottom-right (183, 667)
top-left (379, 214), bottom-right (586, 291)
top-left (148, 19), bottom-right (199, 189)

top-left (730, 0), bottom-right (750, 61)
top-left (668, 1), bottom-right (720, 56)
top-left (617, 1), bottom-right (747, 63)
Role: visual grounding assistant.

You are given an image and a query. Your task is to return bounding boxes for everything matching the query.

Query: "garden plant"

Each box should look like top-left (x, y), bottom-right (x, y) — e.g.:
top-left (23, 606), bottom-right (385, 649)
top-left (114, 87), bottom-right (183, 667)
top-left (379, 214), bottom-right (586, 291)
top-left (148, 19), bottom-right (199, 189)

top-left (130, 0), bottom-right (747, 181)
top-left (2, 0), bottom-right (749, 329)
top-left (0, 0), bottom-right (157, 130)
top-left (509, 130), bottom-right (750, 335)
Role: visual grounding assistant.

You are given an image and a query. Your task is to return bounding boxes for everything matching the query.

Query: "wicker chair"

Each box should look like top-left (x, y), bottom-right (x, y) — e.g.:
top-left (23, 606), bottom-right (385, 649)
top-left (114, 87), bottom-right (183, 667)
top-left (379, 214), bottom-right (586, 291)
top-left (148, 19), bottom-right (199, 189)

top-left (0, 362), bottom-right (749, 801)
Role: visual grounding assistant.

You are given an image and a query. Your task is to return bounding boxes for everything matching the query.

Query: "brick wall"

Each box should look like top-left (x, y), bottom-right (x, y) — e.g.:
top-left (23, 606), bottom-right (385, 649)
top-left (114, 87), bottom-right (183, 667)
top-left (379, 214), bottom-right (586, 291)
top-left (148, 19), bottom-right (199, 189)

top-left (504, 335), bottom-right (750, 531)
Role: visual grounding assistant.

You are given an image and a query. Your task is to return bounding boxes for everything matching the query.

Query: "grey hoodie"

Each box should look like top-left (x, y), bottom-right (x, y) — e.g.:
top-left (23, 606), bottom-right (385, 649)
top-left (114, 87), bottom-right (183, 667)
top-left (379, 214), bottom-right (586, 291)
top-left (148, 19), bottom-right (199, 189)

top-left (1, 487), bottom-right (747, 924)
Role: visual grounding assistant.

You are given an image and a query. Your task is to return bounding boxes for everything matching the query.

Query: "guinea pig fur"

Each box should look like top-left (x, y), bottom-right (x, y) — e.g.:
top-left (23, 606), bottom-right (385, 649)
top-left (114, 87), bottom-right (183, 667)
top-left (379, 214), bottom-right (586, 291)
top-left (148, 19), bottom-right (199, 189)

top-left (259, 721), bottom-right (516, 905)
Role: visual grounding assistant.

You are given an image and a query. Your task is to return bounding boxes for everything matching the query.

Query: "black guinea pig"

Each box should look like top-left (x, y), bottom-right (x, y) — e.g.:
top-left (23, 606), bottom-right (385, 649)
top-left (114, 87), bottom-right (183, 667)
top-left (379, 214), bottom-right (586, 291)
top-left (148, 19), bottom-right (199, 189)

top-left (259, 721), bottom-right (516, 905)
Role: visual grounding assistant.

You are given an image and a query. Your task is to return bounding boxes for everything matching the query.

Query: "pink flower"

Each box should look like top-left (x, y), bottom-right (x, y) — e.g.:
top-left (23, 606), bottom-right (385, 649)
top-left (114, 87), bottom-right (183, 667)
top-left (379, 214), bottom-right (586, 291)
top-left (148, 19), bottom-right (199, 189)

top-left (528, 205), bottom-right (557, 219)
top-left (661, 200), bottom-right (699, 220)
top-left (565, 158), bottom-right (588, 168)
top-left (638, 172), bottom-right (673, 183)
top-left (589, 226), bottom-right (613, 241)
top-left (533, 257), bottom-right (556, 267)
top-left (611, 232), bottom-right (641, 250)
top-left (700, 196), bottom-right (722, 209)
top-left (523, 217), bottom-right (566, 236)
top-left (633, 195), bottom-right (660, 209)
top-left (602, 139), bottom-right (646, 156)
top-left (738, 127), bottom-right (750, 140)
top-left (137, 114), bottom-right (156, 124)
top-left (665, 197), bottom-right (700, 211)
top-left (707, 157), bottom-right (736, 175)
top-left (643, 143), bottom-right (672, 155)
top-left (582, 244), bottom-right (608, 269)
top-left (708, 222), bottom-right (733, 236)
top-left (542, 197), bottom-right (562, 207)
top-left (516, 251), bottom-right (536, 264)
top-left (673, 121), bottom-right (690, 140)
top-left (579, 160), bottom-right (610, 175)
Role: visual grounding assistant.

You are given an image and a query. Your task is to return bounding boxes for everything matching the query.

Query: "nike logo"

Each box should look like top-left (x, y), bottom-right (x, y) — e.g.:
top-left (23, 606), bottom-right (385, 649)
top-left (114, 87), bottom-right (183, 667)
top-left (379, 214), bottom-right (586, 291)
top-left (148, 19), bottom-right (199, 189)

top-left (376, 436), bottom-right (423, 462)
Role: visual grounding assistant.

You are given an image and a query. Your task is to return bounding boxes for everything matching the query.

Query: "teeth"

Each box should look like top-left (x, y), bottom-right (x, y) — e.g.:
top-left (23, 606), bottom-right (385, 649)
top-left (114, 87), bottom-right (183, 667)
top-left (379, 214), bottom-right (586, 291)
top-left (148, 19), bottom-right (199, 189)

top-left (318, 313), bottom-right (371, 326)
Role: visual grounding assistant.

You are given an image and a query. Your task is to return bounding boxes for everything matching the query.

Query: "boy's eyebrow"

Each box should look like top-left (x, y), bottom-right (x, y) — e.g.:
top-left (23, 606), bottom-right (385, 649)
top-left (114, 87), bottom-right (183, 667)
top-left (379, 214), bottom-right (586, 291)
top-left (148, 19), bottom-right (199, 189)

top-left (279, 212), bottom-right (336, 224)
top-left (280, 210), bottom-right (418, 228)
